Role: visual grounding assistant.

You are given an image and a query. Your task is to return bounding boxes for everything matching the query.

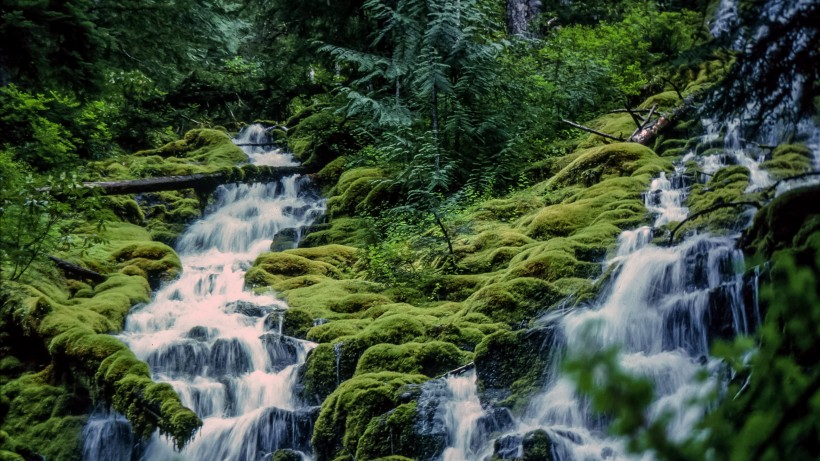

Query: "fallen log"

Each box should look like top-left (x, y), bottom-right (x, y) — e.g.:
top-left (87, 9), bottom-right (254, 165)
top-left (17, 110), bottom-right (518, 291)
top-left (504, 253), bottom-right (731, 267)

top-left (560, 119), bottom-right (625, 142)
top-left (48, 255), bottom-right (106, 283)
top-left (629, 94), bottom-right (698, 145)
top-left (80, 165), bottom-right (304, 196)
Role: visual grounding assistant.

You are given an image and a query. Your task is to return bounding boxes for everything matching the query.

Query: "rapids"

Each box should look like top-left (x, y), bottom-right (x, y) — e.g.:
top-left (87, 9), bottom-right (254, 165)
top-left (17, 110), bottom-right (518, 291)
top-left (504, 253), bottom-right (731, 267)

top-left (82, 125), bottom-right (325, 461)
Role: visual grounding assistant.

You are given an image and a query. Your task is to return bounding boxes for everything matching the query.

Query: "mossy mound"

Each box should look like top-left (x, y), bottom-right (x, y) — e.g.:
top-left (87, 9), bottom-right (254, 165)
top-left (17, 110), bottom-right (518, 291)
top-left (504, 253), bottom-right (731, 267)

top-left (354, 401), bottom-right (445, 461)
top-left (246, 252), bottom-right (342, 287)
top-left (760, 144), bottom-right (813, 180)
top-left (301, 217), bottom-right (372, 248)
top-left (90, 128), bottom-right (246, 180)
top-left (677, 165), bottom-right (756, 236)
top-left (311, 372), bottom-right (427, 461)
top-left (111, 241), bottom-right (181, 288)
top-left (465, 278), bottom-right (563, 325)
top-left (355, 341), bottom-right (469, 377)
top-left (287, 110), bottom-right (359, 172)
top-left (1, 219), bottom-right (200, 455)
top-left (326, 168), bottom-right (391, 217)
top-left (744, 185), bottom-right (820, 259)
top-left (547, 143), bottom-right (668, 189)
top-left (0, 370), bottom-right (86, 460)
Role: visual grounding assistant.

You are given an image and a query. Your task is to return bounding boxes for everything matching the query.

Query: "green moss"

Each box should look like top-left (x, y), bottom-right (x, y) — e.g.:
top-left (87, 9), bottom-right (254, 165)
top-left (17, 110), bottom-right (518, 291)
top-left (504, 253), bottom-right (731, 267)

top-left (284, 245), bottom-right (359, 271)
top-left (761, 144), bottom-right (813, 180)
top-left (1, 219), bottom-right (200, 451)
top-left (299, 343), bottom-right (341, 405)
top-left (327, 168), bottom-right (389, 217)
top-left (355, 341), bottom-right (469, 377)
top-left (287, 110), bottom-right (358, 171)
top-left (282, 308), bottom-right (314, 339)
top-left (271, 449), bottom-right (304, 461)
top-left (745, 185), bottom-right (820, 259)
top-left (474, 328), bottom-right (551, 410)
top-left (246, 252), bottom-right (342, 288)
top-left (110, 241), bottom-right (181, 286)
top-left (308, 319), bottom-right (371, 343)
top-left (0, 370), bottom-right (85, 461)
top-left (302, 217), bottom-right (371, 248)
top-left (282, 279), bottom-right (384, 320)
top-left (311, 372), bottom-right (427, 461)
top-left (355, 401), bottom-right (445, 461)
top-left (331, 293), bottom-right (393, 314)
top-left (582, 113), bottom-right (637, 146)
top-left (547, 143), bottom-right (668, 189)
top-left (679, 165), bottom-right (753, 235)
top-left (639, 90), bottom-right (681, 110)
top-left (90, 128), bottom-right (246, 181)
top-left (465, 278), bottom-right (563, 324)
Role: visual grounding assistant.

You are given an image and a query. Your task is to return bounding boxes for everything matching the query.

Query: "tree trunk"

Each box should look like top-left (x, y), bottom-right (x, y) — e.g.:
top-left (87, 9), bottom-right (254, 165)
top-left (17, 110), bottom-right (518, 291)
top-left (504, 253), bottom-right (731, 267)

top-left (70, 165), bottom-right (303, 196)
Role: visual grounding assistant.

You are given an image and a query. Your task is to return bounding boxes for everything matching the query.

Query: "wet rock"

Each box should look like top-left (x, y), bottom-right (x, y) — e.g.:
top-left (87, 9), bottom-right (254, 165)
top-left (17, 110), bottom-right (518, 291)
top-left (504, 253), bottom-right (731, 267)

top-left (493, 434), bottom-right (523, 459)
top-left (208, 338), bottom-right (254, 377)
top-left (260, 333), bottom-right (302, 371)
top-left (264, 308), bottom-right (314, 339)
top-left (474, 325), bottom-right (554, 407)
top-left (271, 228), bottom-right (300, 252)
top-left (224, 300), bottom-right (269, 318)
top-left (185, 326), bottom-right (216, 341)
top-left (522, 429), bottom-right (555, 461)
top-left (146, 340), bottom-right (209, 376)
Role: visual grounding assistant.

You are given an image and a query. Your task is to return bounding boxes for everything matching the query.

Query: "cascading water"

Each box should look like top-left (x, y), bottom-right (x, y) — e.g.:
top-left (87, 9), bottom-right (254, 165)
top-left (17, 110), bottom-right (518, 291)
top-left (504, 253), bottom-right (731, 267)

top-left (486, 147), bottom-right (760, 460)
top-left (440, 370), bottom-right (492, 461)
top-left (82, 125), bottom-right (325, 461)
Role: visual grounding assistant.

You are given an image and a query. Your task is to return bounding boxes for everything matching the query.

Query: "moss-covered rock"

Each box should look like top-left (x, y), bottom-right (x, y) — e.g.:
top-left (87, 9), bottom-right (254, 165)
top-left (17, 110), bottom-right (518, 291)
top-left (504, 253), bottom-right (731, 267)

top-left (111, 241), bottom-right (181, 289)
top-left (287, 110), bottom-right (359, 172)
top-left (744, 185), bottom-right (820, 259)
top-left (465, 278), bottom-right (563, 325)
top-left (0, 370), bottom-right (86, 461)
top-left (474, 327), bottom-right (553, 410)
top-left (311, 372), bottom-right (427, 461)
top-left (547, 143), bottom-right (667, 189)
top-left (760, 144), bottom-right (813, 180)
top-left (246, 252), bottom-right (342, 287)
top-left (355, 341), bottom-right (469, 377)
top-left (326, 168), bottom-right (390, 217)
top-left (354, 402), bottom-right (445, 461)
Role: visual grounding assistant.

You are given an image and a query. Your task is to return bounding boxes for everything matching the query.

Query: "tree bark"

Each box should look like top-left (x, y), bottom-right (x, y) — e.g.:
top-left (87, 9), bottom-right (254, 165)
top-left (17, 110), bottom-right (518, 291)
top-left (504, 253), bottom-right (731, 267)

top-left (77, 165), bottom-right (304, 196)
top-left (48, 256), bottom-right (107, 283)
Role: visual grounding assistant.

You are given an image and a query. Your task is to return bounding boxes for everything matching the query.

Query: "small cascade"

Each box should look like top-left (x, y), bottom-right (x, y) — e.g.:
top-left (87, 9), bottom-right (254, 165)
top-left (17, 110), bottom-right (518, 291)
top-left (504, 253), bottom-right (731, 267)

top-left (440, 370), bottom-right (490, 461)
top-left (82, 125), bottom-right (326, 461)
top-left (485, 141), bottom-right (764, 459)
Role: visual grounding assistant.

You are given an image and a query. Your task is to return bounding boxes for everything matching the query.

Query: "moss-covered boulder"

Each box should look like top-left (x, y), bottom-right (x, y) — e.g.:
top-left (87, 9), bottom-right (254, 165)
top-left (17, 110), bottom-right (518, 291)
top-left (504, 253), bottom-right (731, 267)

top-left (354, 401), bottom-right (445, 461)
top-left (547, 143), bottom-right (667, 189)
top-left (355, 341), bottom-right (469, 377)
top-left (744, 185), bottom-right (820, 259)
top-left (465, 278), bottom-right (563, 325)
top-left (287, 110), bottom-right (359, 172)
top-left (760, 144), bottom-right (813, 180)
top-left (311, 372), bottom-right (427, 461)
top-left (474, 327), bottom-right (553, 410)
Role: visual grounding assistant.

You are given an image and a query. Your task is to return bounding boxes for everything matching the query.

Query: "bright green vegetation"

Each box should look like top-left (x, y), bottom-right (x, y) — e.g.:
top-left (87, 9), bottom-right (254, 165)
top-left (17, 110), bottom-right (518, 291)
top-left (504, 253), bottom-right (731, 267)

top-left (2, 0), bottom-right (819, 459)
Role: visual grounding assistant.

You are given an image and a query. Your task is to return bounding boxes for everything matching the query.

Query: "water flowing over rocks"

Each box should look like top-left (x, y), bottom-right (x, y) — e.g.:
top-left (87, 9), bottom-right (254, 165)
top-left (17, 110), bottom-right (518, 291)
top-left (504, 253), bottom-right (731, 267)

top-left (81, 125), bottom-right (326, 460)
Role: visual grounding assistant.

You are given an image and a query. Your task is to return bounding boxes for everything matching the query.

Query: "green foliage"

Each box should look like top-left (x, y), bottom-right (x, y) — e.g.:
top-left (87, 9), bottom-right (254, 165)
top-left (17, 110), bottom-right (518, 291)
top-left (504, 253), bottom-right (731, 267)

top-left (0, 153), bottom-right (105, 281)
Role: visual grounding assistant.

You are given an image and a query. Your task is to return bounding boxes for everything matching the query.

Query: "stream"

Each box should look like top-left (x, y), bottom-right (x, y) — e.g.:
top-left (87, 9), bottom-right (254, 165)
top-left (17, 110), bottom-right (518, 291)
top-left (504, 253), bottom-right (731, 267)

top-left (82, 125), bottom-right (325, 461)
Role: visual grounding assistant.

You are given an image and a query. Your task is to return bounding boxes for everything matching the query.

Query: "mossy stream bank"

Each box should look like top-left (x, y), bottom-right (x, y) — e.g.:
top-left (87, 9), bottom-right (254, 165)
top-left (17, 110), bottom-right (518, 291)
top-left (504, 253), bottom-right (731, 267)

top-left (1, 70), bottom-right (818, 460)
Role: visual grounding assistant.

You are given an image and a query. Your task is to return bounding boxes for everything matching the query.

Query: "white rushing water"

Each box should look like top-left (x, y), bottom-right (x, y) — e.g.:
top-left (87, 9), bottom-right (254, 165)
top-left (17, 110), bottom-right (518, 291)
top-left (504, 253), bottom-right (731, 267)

top-left (440, 370), bottom-right (492, 461)
top-left (482, 134), bottom-right (769, 460)
top-left (82, 125), bottom-right (325, 461)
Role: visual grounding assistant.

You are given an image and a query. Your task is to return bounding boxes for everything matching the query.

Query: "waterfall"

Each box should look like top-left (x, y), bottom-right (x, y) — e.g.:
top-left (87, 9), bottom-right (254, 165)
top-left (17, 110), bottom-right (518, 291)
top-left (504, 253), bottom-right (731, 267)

top-left (82, 125), bottom-right (325, 461)
top-left (440, 370), bottom-right (491, 461)
top-left (482, 136), bottom-right (768, 459)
